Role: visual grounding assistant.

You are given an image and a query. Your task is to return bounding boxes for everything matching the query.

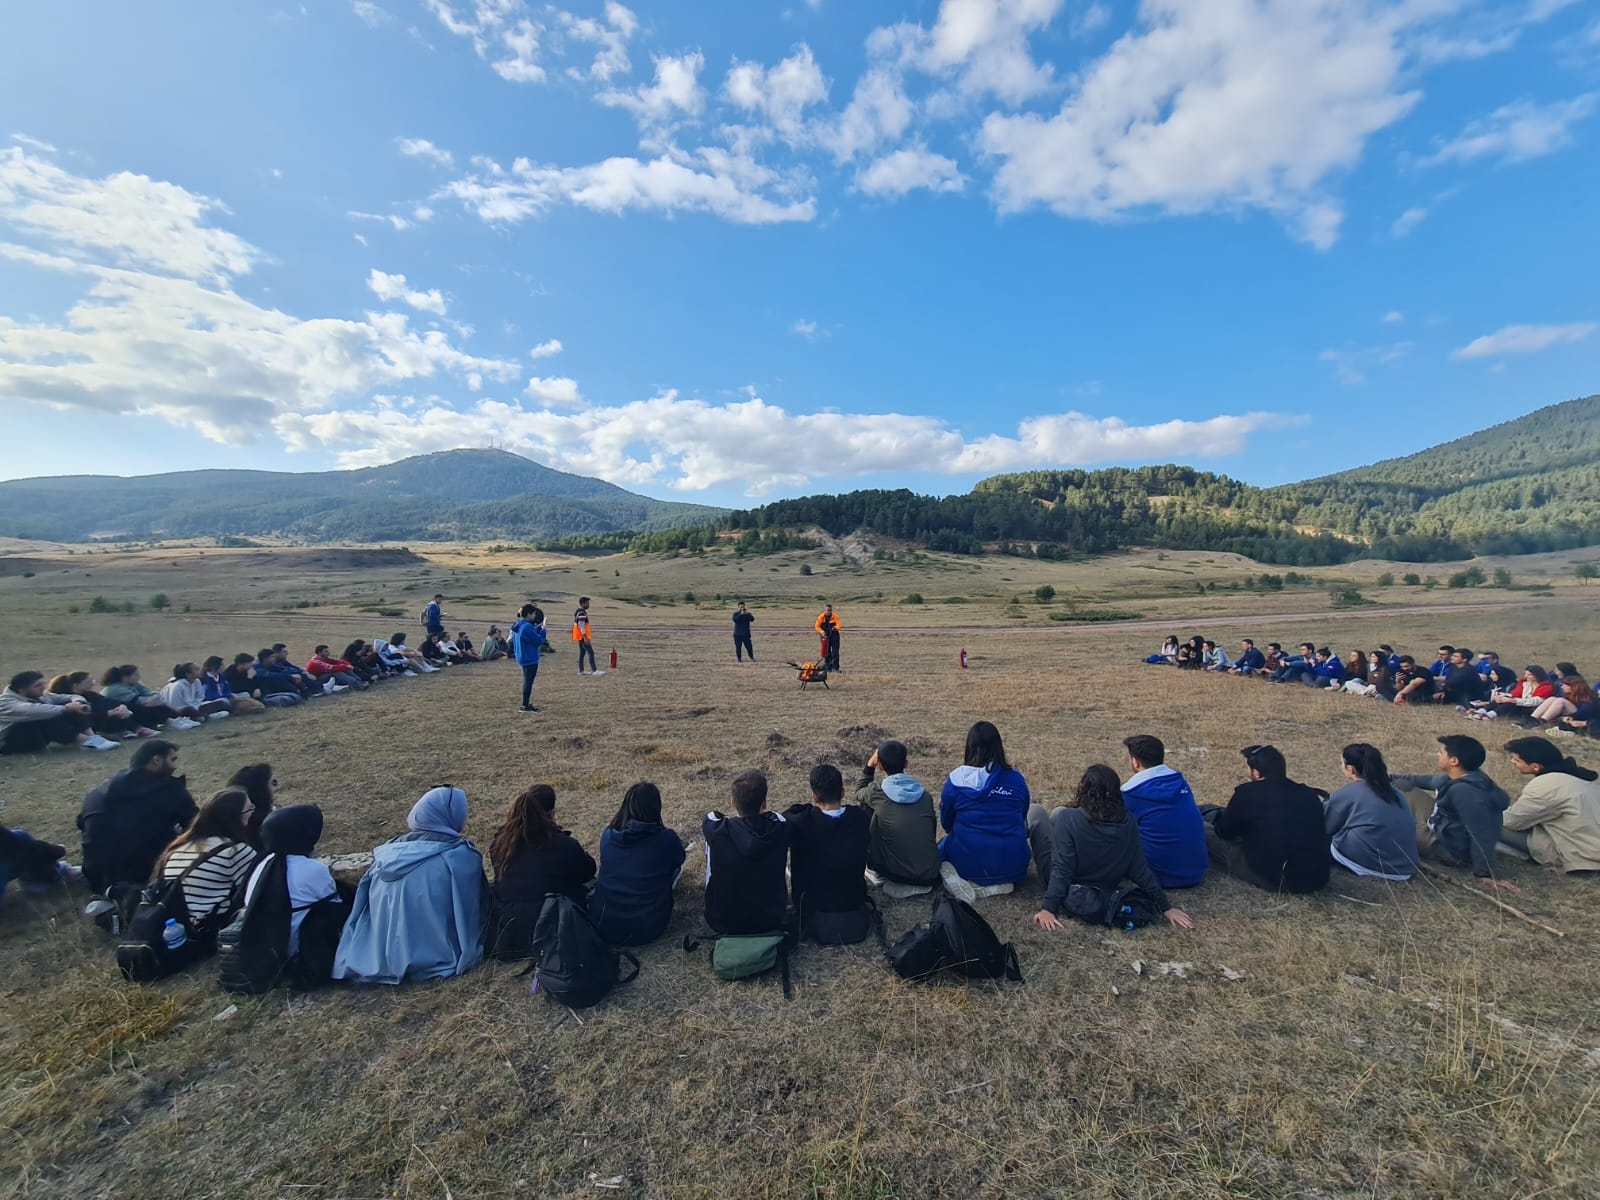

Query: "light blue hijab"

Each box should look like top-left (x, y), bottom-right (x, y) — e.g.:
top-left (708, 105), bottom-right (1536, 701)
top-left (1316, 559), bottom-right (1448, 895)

top-left (408, 786), bottom-right (467, 836)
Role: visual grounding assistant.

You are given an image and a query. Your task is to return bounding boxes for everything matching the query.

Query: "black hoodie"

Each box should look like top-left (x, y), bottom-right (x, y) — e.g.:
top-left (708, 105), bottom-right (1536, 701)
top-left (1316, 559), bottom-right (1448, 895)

top-left (702, 810), bottom-right (790, 935)
top-left (77, 769), bottom-right (198, 892)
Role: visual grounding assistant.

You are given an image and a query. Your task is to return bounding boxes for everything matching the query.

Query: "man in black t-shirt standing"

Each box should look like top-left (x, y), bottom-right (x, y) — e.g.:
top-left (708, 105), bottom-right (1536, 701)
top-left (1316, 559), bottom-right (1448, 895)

top-left (732, 602), bottom-right (755, 662)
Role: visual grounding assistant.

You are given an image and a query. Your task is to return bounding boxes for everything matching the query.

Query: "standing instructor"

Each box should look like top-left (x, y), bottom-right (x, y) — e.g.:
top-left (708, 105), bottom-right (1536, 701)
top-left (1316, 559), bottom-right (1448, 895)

top-left (732, 602), bottom-right (755, 662)
top-left (511, 605), bottom-right (548, 713)
top-left (815, 604), bottom-right (842, 672)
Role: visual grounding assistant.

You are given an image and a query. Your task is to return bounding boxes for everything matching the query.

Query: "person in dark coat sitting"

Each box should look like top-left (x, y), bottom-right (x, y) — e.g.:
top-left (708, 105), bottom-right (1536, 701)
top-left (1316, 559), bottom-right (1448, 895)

top-left (590, 782), bottom-right (686, 946)
top-left (487, 784), bottom-right (596, 960)
top-left (77, 740), bottom-right (198, 893)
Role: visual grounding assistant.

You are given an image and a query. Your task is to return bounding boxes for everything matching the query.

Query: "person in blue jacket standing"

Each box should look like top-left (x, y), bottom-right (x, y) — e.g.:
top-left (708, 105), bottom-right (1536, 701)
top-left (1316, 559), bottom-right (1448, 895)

top-left (422, 594), bottom-right (445, 638)
top-left (1119, 735), bottom-right (1207, 888)
top-left (939, 721), bottom-right (1031, 902)
top-left (510, 604), bottom-right (549, 713)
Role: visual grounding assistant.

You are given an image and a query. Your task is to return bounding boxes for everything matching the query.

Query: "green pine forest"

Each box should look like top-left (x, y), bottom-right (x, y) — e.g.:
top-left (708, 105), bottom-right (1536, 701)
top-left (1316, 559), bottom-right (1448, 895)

top-left (633, 394), bottom-right (1600, 565)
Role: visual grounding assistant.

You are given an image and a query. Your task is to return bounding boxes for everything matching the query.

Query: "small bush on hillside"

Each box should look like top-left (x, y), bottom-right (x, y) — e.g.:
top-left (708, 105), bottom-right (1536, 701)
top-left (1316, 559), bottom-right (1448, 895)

top-left (88, 596), bottom-right (117, 613)
top-left (1493, 568), bottom-right (1513, 588)
top-left (1034, 584), bottom-right (1056, 603)
top-left (901, 593), bottom-right (924, 605)
top-left (1329, 584), bottom-right (1371, 609)
top-left (799, 564), bottom-right (812, 576)
top-left (945, 596), bottom-right (969, 604)
top-left (1376, 572), bottom-right (1395, 587)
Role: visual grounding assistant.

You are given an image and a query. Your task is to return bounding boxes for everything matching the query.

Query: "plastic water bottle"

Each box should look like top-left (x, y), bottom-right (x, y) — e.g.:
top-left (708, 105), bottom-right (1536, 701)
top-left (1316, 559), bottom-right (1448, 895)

top-left (1119, 905), bottom-right (1136, 933)
top-left (163, 918), bottom-right (187, 951)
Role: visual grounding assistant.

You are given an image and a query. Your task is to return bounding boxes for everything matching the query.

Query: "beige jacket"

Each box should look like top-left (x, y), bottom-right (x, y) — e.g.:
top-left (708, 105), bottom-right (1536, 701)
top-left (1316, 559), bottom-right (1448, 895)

top-left (1503, 772), bottom-right (1600, 873)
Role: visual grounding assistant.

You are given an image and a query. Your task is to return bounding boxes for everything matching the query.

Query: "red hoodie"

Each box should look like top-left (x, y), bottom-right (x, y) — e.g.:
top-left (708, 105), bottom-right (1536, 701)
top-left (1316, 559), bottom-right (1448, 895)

top-left (306, 654), bottom-right (352, 678)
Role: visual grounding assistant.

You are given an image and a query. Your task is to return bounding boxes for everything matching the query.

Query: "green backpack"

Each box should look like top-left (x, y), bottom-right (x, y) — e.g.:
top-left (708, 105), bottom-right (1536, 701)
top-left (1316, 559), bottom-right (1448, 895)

top-left (684, 931), bottom-right (793, 999)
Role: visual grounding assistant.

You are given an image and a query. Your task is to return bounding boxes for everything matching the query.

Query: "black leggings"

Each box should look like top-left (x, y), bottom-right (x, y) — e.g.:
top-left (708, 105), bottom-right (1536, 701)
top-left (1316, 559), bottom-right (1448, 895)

top-left (520, 662), bottom-right (540, 706)
top-left (0, 712), bottom-right (90, 754)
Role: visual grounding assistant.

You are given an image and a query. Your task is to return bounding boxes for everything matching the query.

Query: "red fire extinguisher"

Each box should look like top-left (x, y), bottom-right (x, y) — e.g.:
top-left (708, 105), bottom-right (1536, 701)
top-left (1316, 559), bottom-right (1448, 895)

top-left (609, 647), bottom-right (618, 670)
top-left (959, 648), bottom-right (968, 669)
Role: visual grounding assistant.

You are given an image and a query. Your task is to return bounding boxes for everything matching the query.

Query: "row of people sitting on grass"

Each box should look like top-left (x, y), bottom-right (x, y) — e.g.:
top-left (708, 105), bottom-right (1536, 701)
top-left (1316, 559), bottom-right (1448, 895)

top-left (1151, 638), bottom-right (1597, 737)
top-left (8, 722), bottom-right (1596, 991)
top-left (0, 627), bottom-right (509, 757)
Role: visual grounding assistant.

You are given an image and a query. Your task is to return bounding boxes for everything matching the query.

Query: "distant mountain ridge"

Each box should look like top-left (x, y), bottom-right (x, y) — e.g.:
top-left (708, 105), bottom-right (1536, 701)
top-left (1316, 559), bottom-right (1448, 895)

top-left (682, 394), bottom-right (1600, 565)
top-left (0, 449), bottom-right (724, 543)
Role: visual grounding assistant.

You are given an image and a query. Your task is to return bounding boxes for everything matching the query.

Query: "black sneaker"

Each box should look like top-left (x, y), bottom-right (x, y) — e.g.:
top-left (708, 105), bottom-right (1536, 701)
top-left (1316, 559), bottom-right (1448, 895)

top-left (520, 705), bottom-right (540, 713)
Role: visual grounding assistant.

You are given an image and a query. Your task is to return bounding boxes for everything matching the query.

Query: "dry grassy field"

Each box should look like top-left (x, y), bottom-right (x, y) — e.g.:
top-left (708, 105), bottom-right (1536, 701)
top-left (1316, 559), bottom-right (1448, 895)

top-left (2, 543), bottom-right (1597, 1199)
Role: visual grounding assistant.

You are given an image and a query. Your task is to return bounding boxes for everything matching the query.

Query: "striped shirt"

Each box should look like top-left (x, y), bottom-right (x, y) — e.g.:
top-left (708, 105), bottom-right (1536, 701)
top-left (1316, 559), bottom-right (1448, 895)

top-left (160, 839), bottom-right (258, 925)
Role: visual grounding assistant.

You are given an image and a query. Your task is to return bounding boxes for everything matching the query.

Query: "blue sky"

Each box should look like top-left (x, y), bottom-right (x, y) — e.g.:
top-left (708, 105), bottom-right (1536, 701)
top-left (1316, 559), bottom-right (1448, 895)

top-left (1, 0), bottom-right (1596, 505)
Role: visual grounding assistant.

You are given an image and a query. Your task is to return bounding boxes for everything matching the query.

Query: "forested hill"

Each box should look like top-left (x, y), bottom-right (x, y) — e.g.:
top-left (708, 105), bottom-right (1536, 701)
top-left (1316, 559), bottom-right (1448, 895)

top-left (691, 394), bottom-right (1600, 565)
top-left (0, 449), bottom-right (724, 543)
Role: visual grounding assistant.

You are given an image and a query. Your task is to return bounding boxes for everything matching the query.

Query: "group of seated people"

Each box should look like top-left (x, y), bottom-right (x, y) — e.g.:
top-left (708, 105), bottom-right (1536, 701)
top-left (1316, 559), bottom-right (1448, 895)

top-left (5, 718), bottom-right (1596, 993)
top-left (1151, 638), bottom-right (1598, 737)
top-left (0, 626), bottom-right (512, 758)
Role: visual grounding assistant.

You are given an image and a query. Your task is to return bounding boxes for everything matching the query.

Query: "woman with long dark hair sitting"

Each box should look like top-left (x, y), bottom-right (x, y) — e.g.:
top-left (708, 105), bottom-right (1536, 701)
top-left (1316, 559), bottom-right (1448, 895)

top-left (152, 787), bottom-right (260, 953)
top-left (1324, 743), bottom-right (1419, 881)
top-left (49, 671), bottom-right (156, 740)
top-left (1031, 765), bottom-right (1195, 932)
top-left (590, 781), bottom-right (686, 946)
top-left (1500, 738), bottom-right (1600, 872)
top-left (101, 664), bottom-right (188, 729)
top-left (226, 763), bottom-right (277, 848)
top-left (486, 784), bottom-right (596, 960)
top-left (939, 720), bottom-right (1031, 903)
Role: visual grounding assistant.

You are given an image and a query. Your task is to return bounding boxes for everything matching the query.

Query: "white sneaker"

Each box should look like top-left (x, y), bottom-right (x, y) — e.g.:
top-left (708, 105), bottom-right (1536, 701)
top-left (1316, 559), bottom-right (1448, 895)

top-left (883, 880), bottom-right (934, 900)
top-left (404, 670), bottom-right (419, 678)
top-left (168, 717), bottom-right (200, 730)
top-left (974, 882), bottom-right (1014, 899)
top-left (322, 679), bottom-right (336, 694)
top-left (328, 684), bottom-right (349, 693)
top-left (81, 735), bottom-right (118, 751)
top-left (206, 711), bottom-right (231, 720)
top-left (864, 868), bottom-right (886, 888)
top-left (940, 860), bottom-right (978, 904)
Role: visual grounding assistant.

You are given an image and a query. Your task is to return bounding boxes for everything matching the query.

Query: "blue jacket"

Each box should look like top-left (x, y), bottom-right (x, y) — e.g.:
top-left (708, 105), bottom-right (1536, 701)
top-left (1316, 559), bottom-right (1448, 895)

top-left (1313, 657), bottom-right (1346, 682)
top-left (201, 672), bottom-right (235, 703)
top-left (1121, 765), bottom-right (1208, 888)
top-left (510, 619), bottom-right (548, 666)
top-left (423, 601), bottom-right (442, 630)
top-left (1235, 647), bottom-right (1265, 672)
top-left (939, 765), bottom-right (1031, 886)
top-left (590, 820), bottom-right (686, 946)
top-left (333, 832), bottom-right (485, 984)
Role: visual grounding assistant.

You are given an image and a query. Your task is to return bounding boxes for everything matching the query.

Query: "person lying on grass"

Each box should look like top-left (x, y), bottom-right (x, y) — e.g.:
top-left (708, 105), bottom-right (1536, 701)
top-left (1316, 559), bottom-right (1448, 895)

top-left (1032, 765), bottom-right (1194, 932)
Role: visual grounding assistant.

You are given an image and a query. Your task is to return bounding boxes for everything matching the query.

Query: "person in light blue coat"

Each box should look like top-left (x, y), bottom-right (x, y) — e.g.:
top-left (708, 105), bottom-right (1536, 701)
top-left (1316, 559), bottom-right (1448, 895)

top-left (510, 604), bottom-right (550, 713)
top-left (333, 786), bottom-right (487, 984)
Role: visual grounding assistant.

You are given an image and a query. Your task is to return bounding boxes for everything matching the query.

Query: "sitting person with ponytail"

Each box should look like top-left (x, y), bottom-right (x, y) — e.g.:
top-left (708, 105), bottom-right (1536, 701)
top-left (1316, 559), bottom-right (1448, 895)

top-left (49, 671), bottom-right (156, 740)
top-left (590, 782), bottom-right (686, 947)
top-left (487, 784), bottom-right (596, 960)
top-left (334, 786), bottom-right (487, 984)
top-left (152, 787), bottom-right (260, 953)
top-left (1323, 744), bottom-right (1419, 881)
top-left (159, 662), bottom-right (234, 723)
top-left (1500, 738), bottom-right (1600, 873)
top-left (101, 664), bottom-right (188, 729)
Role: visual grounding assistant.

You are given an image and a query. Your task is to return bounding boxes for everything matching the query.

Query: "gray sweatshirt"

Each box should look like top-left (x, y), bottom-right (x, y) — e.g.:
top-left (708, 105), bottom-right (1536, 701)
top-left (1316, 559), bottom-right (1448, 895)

top-left (1392, 770), bottom-right (1509, 877)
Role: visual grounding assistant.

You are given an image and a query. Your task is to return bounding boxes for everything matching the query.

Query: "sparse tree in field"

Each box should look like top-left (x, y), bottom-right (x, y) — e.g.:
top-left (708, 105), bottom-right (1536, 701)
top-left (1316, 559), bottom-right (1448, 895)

top-left (149, 593), bottom-right (170, 610)
top-left (1402, 573), bottom-right (1421, 586)
top-left (1493, 568), bottom-right (1512, 588)
top-left (799, 563), bottom-right (812, 576)
top-left (1329, 584), bottom-right (1368, 608)
top-left (1376, 572), bottom-right (1395, 587)
top-left (1575, 563), bottom-right (1599, 585)
top-left (1035, 584), bottom-right (1056, 603)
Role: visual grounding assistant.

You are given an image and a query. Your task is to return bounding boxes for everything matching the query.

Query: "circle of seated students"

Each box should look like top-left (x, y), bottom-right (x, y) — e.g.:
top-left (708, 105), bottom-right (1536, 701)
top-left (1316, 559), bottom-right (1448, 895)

top-left (5, 722), bottom-right (1596, 994)
top-left (1147, 637), bottom-right (1599, 738)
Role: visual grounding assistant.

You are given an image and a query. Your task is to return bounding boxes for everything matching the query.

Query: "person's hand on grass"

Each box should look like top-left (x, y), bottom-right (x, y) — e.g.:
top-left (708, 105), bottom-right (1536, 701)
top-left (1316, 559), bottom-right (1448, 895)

top-left (1164, 908), bottom-right (1195, 930)
top-left (1032, 909), bottom-right (1062, 931)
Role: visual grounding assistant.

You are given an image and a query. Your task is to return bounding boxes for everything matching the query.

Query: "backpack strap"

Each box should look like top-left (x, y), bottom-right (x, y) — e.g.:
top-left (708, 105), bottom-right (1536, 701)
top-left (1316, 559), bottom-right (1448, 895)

top-left (865, 895), bottom-right (889, 953)
top-left (1003, 944), bottom-right (1023, 983)
top-left (778, 940), bottom-right (793, 1001)
top-left (617, 949), bottom-right (641, 986)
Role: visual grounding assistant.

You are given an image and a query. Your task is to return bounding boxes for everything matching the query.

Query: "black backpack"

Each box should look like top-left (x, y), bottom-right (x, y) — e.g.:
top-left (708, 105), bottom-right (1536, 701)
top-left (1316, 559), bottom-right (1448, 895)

top-left (116, 846), bottom-right (229, 983)
top-left (217, 854), bottom-right (293, 994)
top-left (529, 895), bottom-right (640, 1009)
top-left (887, 895), bottom-right (1022, 983)
top-left (1062, 883), bottom-right (1162, 930)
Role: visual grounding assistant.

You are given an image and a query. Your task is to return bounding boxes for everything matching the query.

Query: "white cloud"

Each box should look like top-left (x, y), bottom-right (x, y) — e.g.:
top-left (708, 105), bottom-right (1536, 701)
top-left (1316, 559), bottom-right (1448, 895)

top-left (10, 133), bottom-right (60, 154)
top-left (600, 52), bottom-right (706, 129)
top-left (351, 1), bottom-right (390, 27)
top-left (525, 375), bottom-right (584, 406)
top-left (1452, 322), bottom-right (1597, 359)
top-left (723, 46), bottom-right (830, 146)
top-left (348, 209), bottom-right (411, 231)
top-left (979, 0), bottom-right (1425, 249)
top-left (559, 2), bottom-right (637, 81)
top-left (424, 0), bottom-right (546, 83)
top-left (1423, 95), bottom-right (1597, 166)
top-left (1319, 341), bottom-right (1410, 385)
top-left (529, 338), bottom-right (563, 359)
top-left (856, 145), bottom-right (967, 196)
top-left (366, 268), bottom-right (449, 315)
top-left (276, 391), bottom-right (1287, 494)
top-left (1382, 310), bottom-right (1404, 324)
top-left (920, 0), bottom-right (1063, 104)
top-left (441, 148), bottom-right (816, 225)
top-left (791, 318), bottom-right (819, 339)
top-left (397, 137), bottom-right (454, 167)
top-left (1391, 206), bottom-right (1427, 237)
top-left (0, 145), bottom-right (517, 445)
top-left (822, 67), bottom-right (915, 162)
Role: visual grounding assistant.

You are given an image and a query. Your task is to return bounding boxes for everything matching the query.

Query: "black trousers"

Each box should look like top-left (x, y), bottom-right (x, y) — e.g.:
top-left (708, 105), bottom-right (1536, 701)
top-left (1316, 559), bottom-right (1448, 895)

top-left (0, 712), bottom-right (90, 755)
top-left (825, 634), bottom-right (841, 671)
top-left (735, 633), bottom-right (754, 661)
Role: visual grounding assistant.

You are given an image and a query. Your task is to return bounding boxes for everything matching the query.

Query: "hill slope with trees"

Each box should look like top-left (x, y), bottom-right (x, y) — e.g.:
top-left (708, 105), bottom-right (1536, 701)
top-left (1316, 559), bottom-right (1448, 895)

top-left (0, 449), bottom-right (724, 543)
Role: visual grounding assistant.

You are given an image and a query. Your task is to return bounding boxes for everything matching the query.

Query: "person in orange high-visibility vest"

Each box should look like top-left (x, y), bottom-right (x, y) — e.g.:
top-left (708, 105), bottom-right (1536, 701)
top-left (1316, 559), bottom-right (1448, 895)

top-left (572, 597), bottom-right (598, 675)
top-left (815, 604), bottom-right (841, 672)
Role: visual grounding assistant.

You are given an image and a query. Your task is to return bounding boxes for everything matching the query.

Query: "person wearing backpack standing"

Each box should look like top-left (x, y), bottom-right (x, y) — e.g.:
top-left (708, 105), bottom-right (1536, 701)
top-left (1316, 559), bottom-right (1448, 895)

top-left (703, 770), bottom-right (790, 935)
top-left (785, 764), bottom-right (872, 944)
top-left (77, 740), bottom-right (198, 893)
top-left (573, 597), bottom-right (598, 675)
top-left (732, 602), bottom-right (755, 662)
top-left (511, 604), bottom-right (550, 713)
